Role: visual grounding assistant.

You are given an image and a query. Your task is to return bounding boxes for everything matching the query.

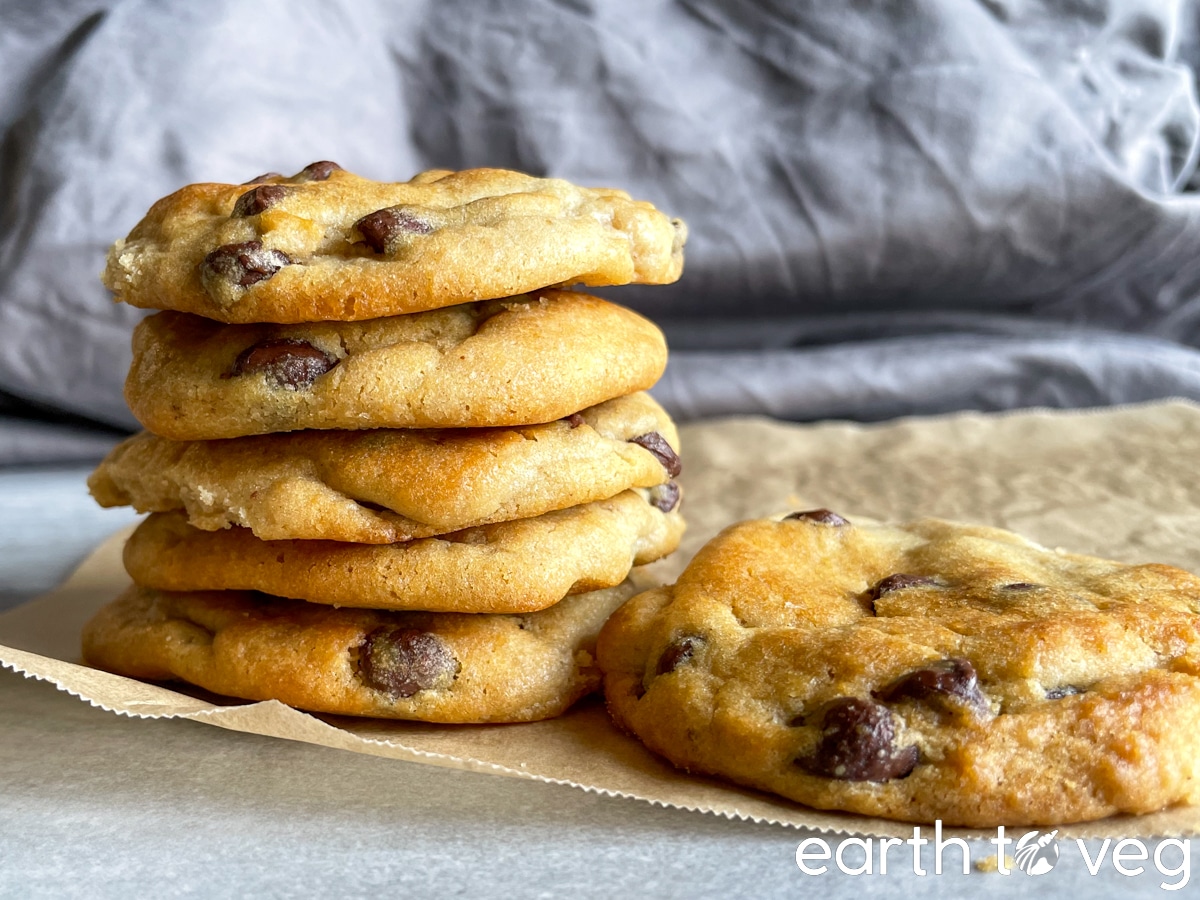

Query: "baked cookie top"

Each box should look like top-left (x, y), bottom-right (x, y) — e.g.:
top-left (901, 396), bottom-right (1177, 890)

top-left (90, 392), bottom-right (681, 543)
top-left (102, 163), bottom-right (686, 323)
top-left (597, 510), bottom-right (1200, 827)
top-left (125, 490), bottom-right (684, 614)
top-left (83, 581), bottom-right (638, 723)
top-left (125, 291), bottom-right (667, 439)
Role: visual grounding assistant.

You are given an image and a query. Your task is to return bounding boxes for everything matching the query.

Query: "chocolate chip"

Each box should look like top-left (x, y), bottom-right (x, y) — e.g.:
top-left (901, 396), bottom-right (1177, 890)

top-left (656, 636), bottom-right (702, 675)
top-left (1001, 582), bottom-right (1042, 591)
top-left (1046, 685), bottom-right (1084, 700)
top-left (232, 184), bottom-right (289, 217)
top-left (784, 509), bottom-right (850, 526)
top-left (875, 658), bottom-right (986, 711)
top-left (354, 207), bottom-right (435, 252)
top-left (243, 172), bottom-right (283, 185)
top-left (797, 698), bottom-right (918, 781)
top-left (869, 574), bottom-right (937, 601)
top-left (297, 160), bottom-right (342, 181)
top-left (201, 240), bottom-right (291, 288)
top-left (358, 627), bottom-right (458, 697)
top-left (630, 432), bottom-right (682, 477)
top-left (565, 413), bottom-right (586, 428)
top-left (228, 338), bottom-right (336, 389)
top-left (648, 481), bottom-right (681, 513)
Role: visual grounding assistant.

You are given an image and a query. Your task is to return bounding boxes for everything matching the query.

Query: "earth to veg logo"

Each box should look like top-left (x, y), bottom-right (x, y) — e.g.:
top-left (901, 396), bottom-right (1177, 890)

top-left (1013, 830), bottom-right (1059, 875)
top-left (795, 823), bottom-right (1191, 889)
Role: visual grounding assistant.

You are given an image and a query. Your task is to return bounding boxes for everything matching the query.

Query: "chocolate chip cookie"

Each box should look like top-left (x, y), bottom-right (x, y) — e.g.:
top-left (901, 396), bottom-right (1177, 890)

top-left (83, 580), bottom-right (639, 722)
top-left (90, 392), bottom-right (680, 543)
top-left (103, 164), bottom-right (686, 323)
top-left (598, 510), bottom-right (1200, 827)
top-left (125, 291), bottom-right (667, 439)
top-left (125, 490), bottom-right (684, 613)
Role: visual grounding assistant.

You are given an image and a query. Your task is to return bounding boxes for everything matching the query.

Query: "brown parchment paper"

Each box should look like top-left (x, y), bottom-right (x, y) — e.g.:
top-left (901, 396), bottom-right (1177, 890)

top-left (5, 400), bottom-right (1200, 841)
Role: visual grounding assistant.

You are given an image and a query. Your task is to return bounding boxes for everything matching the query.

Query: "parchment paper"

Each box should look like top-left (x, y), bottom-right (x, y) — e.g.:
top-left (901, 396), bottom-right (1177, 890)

top-left (5, 401), bottom-right (1200, 840)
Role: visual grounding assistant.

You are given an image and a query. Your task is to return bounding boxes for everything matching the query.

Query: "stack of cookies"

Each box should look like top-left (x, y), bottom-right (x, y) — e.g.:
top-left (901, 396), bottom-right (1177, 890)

top-left (83, 162), bottom-right (687, 724)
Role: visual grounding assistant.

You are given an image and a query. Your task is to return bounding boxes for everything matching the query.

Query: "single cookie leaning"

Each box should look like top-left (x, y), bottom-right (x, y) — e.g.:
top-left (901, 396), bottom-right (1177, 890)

top-left (102, 163), bottom-right (686, 323)
top-left (598, 510), bottom-right (1200, 827)
top-left (89, 393), bottom-right (681, 543)
top-left (125, 291), bottom-right (667, 440)
top-left (126, 490), bottom-right (684, 613)
top-left (83, 581), bottom-right (639, 722)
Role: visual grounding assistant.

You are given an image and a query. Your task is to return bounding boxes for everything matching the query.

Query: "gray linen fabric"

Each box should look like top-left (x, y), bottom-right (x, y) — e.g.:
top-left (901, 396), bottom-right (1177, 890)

top-left (1, 0), bottom-right (1200, 457)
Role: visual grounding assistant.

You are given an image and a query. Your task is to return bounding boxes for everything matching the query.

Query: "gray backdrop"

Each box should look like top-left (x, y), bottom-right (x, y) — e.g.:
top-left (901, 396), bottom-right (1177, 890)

top-left (3, 0), bottom-right (1200, 461)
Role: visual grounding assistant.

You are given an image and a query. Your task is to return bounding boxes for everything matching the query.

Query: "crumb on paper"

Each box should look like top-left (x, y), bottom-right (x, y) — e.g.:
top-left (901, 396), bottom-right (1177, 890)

top-left (974, 853), bottom-right (1014, 873)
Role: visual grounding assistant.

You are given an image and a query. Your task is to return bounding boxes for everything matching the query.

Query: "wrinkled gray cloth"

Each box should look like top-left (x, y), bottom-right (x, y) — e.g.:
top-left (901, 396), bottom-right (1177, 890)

top-left (2, 0), bottom-right (1200, 460)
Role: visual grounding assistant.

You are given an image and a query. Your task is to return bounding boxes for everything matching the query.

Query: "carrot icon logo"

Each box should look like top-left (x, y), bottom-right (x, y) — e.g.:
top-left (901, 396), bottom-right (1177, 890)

top-left (1014, 830), bottom-right (1060, 875)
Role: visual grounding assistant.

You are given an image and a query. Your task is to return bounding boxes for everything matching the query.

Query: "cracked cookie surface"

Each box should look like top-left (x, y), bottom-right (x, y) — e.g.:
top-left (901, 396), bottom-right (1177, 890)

top-left (83, 581), bottom-right (638, 723)
top-left (90, 392), bottom-right (680, 543)
top-left (103, 164), bottom-right (686, 323)
top-left (125, 490), bottom-right (684, 613)
top-left (597, 511), bottom-right (1200, 827)
top-left (124, 291), bottom-right (667, 439)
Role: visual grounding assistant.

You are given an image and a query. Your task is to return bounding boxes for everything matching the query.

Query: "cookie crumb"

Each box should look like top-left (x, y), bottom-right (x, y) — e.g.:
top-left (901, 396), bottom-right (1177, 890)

top-left (974, 853), bottom-right (1014, 873)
